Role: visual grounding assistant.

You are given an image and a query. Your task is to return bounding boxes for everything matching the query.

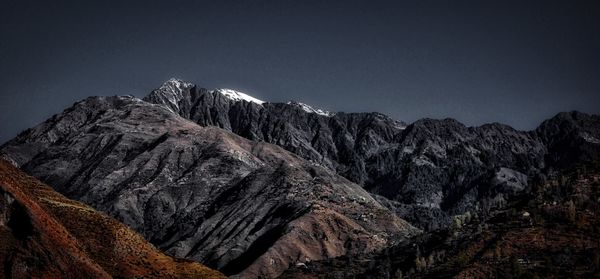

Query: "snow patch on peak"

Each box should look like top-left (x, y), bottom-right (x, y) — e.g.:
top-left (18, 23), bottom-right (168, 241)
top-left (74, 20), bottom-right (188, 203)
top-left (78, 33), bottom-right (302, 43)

top-left (216, 88), bottom-right (265, 105)
top-left (287, 101), bottom-right (334, 117)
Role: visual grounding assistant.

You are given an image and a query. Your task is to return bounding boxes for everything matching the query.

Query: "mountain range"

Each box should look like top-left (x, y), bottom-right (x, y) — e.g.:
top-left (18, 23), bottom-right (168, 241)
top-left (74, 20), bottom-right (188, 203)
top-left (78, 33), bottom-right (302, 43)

top-left (1, 78), bottom-right (599, 278)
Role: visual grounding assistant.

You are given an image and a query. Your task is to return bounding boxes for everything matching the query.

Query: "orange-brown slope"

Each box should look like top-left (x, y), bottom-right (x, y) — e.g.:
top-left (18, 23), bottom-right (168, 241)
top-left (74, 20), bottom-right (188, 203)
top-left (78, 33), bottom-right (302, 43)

top-left (0, 159), bottom-right (226, 279)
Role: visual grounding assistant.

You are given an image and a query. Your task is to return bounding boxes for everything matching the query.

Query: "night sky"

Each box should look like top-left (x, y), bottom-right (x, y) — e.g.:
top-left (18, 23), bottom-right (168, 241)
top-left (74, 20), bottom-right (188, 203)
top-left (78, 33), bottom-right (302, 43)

top-left (1, 0), bottom-right (599, 143)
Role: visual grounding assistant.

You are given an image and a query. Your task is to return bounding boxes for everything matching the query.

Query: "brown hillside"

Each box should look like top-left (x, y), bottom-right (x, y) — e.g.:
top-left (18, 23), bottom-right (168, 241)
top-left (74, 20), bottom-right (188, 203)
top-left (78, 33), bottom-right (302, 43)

top-left (0, 159), bottom-right (226, 279)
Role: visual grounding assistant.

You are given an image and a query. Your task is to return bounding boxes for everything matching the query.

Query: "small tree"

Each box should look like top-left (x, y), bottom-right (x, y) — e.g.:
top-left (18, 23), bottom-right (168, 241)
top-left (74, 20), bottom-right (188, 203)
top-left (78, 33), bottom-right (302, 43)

top-left (415, 256), bottom-right (426, 271)
top-left (593, 249), bottom-right (600, 271)
top-left (453, 217), bottom-right (463, 229)
top-left (393, 269), bottom-right (403, 279)
top-left (510, 256), bottom-right (524, 278)
top-left (494, 245), bottom-right (502, 260)
top-left (559, 175), bottom-right (568, 188)
top-left (427, 254), bottom-right (435, 268)
top-left (566, 200), bottom-right (576, 222)
top-left (464, 211), bottom-right (472, 223)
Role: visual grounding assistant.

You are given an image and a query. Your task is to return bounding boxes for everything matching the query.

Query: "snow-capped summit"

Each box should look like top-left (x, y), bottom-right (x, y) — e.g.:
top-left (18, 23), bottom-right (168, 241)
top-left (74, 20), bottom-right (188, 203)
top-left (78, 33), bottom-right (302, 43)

top-left (216, 88), bottom-right (265, 105)
top-left (148, 78), bottom-right (194, 113)
top-left (150, 79), bottom-right (336, 117)
top-left (287, 101), bottom-right (334, 117)
top-left (160, 78), bottom-right (193, 92)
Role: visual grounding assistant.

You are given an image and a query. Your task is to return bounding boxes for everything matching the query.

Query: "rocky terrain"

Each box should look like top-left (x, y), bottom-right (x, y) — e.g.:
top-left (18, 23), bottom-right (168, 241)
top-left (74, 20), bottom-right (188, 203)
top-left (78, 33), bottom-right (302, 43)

top-left (1, 78), bottom-right (599, 278)
top-left (0, 159), bottom-right (225, 279)
top-left (0, 94), bottom-right (417, 278)
top-left (144, 78), bottom-right (407, 184)
top-left (281, 162), bottom-right (600, 279)
top-left (144, 79), bottom-right (600, 231)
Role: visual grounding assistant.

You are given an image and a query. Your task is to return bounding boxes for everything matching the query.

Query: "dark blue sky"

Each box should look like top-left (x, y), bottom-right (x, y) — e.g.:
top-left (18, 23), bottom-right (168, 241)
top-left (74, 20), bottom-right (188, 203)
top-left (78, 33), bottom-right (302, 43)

top-left (1, 0), bottom-right (599, 143)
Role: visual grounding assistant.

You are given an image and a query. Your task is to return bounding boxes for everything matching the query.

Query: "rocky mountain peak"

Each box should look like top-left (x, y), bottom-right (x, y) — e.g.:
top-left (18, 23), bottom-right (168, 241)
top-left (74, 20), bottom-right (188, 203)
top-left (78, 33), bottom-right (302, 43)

top-left (162, 77), bottom-right (194, 89)
top-left (157, 78), bottom-right (194, 100)
top-left (144, 78), bottom-right (196, 114)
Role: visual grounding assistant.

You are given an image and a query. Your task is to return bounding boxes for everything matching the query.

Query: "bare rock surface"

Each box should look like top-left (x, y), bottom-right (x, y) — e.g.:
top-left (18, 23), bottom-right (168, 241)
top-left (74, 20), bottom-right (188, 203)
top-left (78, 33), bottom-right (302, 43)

top-left (1, 95), bottom-right (416, 278)
top-left (143, 79), bottom-right (600, 230)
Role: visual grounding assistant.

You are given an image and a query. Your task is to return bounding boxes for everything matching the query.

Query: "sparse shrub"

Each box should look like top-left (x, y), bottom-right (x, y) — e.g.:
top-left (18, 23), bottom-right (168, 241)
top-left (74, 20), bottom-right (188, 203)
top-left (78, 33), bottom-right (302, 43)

top-left (559, 175), bottom-right (568, 188)
top-left (453, 217), bottom-right (462, 229)
top-left (510, 256), bottom-right (524, 278)
top-left (494, 245), bottom-right (502, 260)
top-left (451, 212), bottom-right (472, 230)
top-left (566, 200), bottom-right (576, 222)
top-left (593, 249), bottom-right (600, 271)
top-left (415, 256), bottom-right (426, 271)
top-left (464, 211), bottom-right (472, 223)
top-left (455, 253), bottom-right (470, 266)
top-left (393, 269), bottom-right (403, 279)
top-left (427, 254), bottom-right (435, 268)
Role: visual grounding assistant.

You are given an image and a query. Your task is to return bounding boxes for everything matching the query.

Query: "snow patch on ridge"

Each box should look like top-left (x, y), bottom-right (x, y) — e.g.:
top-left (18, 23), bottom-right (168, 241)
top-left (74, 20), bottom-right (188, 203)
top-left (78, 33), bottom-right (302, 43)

top-left (287, 101), bottom-right (334, 117)
top-left (393, 121), bottom-right (407, 130)
top-left (216, 88), bottom-right (265, 105)
top-left (582, 132), bottom-right (600, 144)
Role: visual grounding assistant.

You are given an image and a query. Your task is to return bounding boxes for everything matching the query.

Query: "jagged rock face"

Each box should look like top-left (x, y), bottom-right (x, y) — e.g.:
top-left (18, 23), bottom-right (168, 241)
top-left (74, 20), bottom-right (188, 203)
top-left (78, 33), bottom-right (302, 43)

top-left (362, 120), bottom-right (547, 229)
top-left (0, 95), bottom-right (417, 278)
top-left (142, 79), bottom-right (600, 231)
top-left (143, 80), bottom-right (540, 230)
top-left (375, 114), bottom-right (599, 230)
top-left (144, 79), bottom-right (407, 185)
top-left (536, 111), bottom-right (600, 169)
